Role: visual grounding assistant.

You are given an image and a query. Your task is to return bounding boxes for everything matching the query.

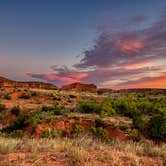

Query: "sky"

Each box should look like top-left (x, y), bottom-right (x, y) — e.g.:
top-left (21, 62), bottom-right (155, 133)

top-left (0, 0), bottom-right (166, 89)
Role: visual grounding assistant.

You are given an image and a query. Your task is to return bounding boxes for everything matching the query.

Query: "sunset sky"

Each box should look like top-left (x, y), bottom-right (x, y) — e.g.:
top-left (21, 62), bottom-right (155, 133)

top-left (0, 0), bottom-right (166, 89)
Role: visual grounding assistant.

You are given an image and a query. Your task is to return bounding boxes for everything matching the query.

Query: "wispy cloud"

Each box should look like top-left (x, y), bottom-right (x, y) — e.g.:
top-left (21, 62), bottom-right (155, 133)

top-left (27, 65), bottom-right (88, 86)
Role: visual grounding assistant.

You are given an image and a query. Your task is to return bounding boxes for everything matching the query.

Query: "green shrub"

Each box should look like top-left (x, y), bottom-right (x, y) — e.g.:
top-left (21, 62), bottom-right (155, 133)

top-left (9, 130), bottom-right (24, 138)
top-left (53, 109), bottom-right (63, 115)
top-left (4, 94), bottom-right (11, 100)
top-left (132, 115), bottom-right (144, 131)
top-left (77, 100), bottom-right (101, 114)
top-left (77, 99), bottom-right (116, 117)
top-left (100, 103), bottom-right (116, 117)
top-left (71, 124), bottom-right (84, 136)
top-left (90, 126), bottom-right (110, 142)
top-left (136, 100), bottom-right (152, 114)
top-left (116, 100), bottom-right (139, 118)
top-left (52, 96), bottom-right (61, 101)
top-left (41, 105), bottom-right (65, 115)
top-left (3, 110), bottom-right (29, 132)
top-left (19, 93), bottom-right (30, 99)
top-left (0, 104), bottom-right (6, 111)
top-left (148, 113), bottom-right (166, 141)
top-left (130, 129), bottom-right (142, 142)
top-left (27, 110), bottom-right (56, 133)
top-left (69, 94), bottom-right (76, 98)
top-left (11, 106), bottom-right (20, 116)
top-left (119, 125), bottom-right (131, 132)
top-left (41, 105), bottom-right (55, 112)
top-left (40, 128), bottom-right (61, 138)
top-left (94, 118), bottom-right (105, 128)
top-left (48, 93), bottom-right (54, 98)
top-left (31, 91), bottom-right (38, 97)
top-left (61, 130), bottom-right (68, 137)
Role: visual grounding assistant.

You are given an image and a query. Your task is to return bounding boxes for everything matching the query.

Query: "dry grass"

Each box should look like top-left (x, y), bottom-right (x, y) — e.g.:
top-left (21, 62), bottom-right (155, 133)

top-left (103, 116), bottom-right (132, 127)
top-left (110, 139), bottom-right (166, 159)
top-left (0, 135), bottom-right (165, 165)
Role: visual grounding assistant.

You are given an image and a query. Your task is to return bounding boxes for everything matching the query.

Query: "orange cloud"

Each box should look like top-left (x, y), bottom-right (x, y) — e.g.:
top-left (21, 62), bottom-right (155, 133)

top-left (43, 72), bottom-right (88, 84)
top-left (124, 61), bottom-right (152, 70)
top-left (58, 77), bottom-right (78, 83)
top-left (126, 73), bottom-right (166, 88)
top-left (71, 73), bottom-right (88, 79)
top-left (118, 40), bottom-right (144, 54)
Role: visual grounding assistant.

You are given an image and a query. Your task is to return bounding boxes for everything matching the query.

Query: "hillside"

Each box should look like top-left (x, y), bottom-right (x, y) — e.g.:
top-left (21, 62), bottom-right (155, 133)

top-left (0, 77), bottom-right (165, 165)
top-left (0, 76), bottom-right (58, 90)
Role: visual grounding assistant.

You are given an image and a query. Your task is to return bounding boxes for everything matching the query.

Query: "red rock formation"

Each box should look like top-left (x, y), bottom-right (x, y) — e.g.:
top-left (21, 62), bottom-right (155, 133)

top-left (34, 118), bottom-right (131, 141)
top-left (0, 76), bottom-right (58, 90)
top-left (105, 126), bottom-right (131, 141)
top-left (61, 82), bottom-right (97, 92)
top-left (35, 118), bottom-right (94, 137)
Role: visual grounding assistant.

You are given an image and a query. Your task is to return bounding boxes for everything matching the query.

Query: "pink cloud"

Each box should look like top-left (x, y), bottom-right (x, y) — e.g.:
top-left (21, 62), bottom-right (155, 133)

top-left (71, 73), bottom-right (88, 79)
top-left (28, 12), bottom-right (166, 89)
top-left (37, 71), bottom-right (88, 84)
top-left (117, 39), bottom-right (144, 54)
top-left (123, 61), bottom-right (153, 70)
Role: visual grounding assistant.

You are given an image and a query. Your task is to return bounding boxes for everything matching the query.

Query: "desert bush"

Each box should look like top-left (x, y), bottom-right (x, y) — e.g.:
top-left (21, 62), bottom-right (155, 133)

top-left (11, 106), bottom-right (20, 116)
top-left (19, 92), bottom-right (30, 99)
top-left (136, 100), bottom-right (152, 114)
top-left (90, 126), bottom-right (110, 142)
top-left (53, 104), bottom-right (67, 115)
top-left (3, 94), bottom-right (11, 100)
top-left (41, 105), bottom-right (55, 112)
top-left (119, 124), bottom-right (131, 132)
top-left (117, 100), bottom-right (139, 118)
top-left (71, 124), bottom-right (84, 136)
top-left (130, 129), bottom-right (142, 142)
top-left (108, 97), bottom-right (165, 117)
top-left (132, 115), bottom-right (144, 131)
top-left (94, 118), bottom-right (106, 128)
top-left (48, 93), bottom-right (55, 98)
top-left (41, 104), bottom-right (66, 115)
top-left (9, 130), bottom-right (24, 138)
top-left (69, 94), bottom-right (76, 98)
top-left (148, 113), bottom-right (166, 141)
top-left (0, 104), bottom-right (6, 111)
top-left (31, 91), bottom-right (38, 96)
top-left (77, 99), bottom-right (116, 117)
top-left (77, 100), bottom-right (101, 114)
top-left (29, 105), bottom-right (69, 130)
top-left (100, 99), bottom-right (116, 117)
top-left (27, 110), bottom-right (56, 133)
top-left (101, 104), bottom-right (115, 117)
top-left (3, 110), bottom-right (29, 132)
top-left (40, 128), bottom-right (61, 138)
top-left (52, 96), bottom-right (61, 101)
top-left (53, 109), bottom-right (63, 115)
top-left (102, 97), bottom-right (139, 118)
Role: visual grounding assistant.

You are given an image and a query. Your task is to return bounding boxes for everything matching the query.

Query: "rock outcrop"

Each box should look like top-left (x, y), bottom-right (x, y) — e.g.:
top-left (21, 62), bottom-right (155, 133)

top-left (61, 82), bottom-right (97, 92)
top-left (34, 118), bottom-right (131, 141)
top-left (0, 76), bottom-right (58, 90)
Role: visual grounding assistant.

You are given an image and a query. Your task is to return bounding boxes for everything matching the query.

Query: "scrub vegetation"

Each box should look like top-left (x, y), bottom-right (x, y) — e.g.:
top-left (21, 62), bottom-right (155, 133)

top-left (0, 86), bottom-right (166, 165)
